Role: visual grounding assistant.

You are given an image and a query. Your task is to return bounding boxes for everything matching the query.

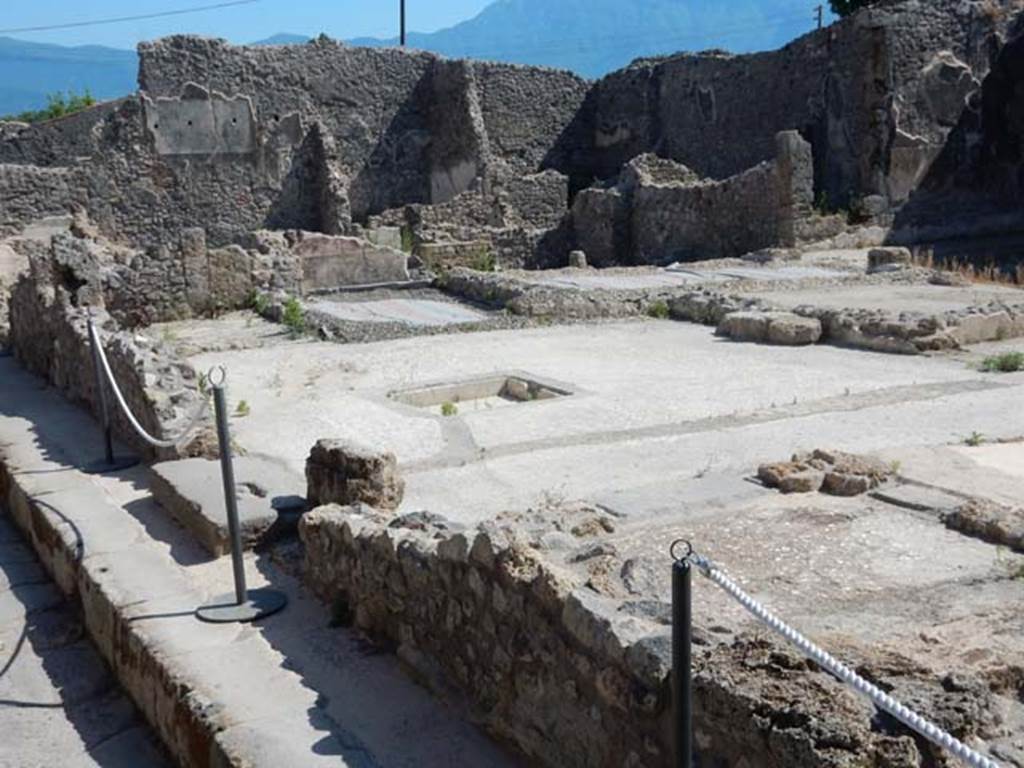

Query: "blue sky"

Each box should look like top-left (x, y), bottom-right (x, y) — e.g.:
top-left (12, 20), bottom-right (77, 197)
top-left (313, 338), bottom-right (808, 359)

top-left (2, 0), bottom-right (493, 49)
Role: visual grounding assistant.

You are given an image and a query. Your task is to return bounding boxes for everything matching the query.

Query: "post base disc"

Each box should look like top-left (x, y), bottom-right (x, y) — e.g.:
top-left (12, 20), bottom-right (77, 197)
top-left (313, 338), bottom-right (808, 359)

top-left (81, 455), bottom-right (140, 475)
top-left (196, 588), bottom-right (287, 624)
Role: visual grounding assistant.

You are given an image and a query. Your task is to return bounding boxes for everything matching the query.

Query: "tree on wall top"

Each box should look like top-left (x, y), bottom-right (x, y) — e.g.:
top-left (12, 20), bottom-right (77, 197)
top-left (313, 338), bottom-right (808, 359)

top-left (829, 0), bottom-right (878, 16)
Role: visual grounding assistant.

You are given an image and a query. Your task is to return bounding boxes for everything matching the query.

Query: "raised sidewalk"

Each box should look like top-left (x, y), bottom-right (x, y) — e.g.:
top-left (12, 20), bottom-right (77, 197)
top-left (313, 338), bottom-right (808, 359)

top-left (0, 356), bottom-right (516, 768)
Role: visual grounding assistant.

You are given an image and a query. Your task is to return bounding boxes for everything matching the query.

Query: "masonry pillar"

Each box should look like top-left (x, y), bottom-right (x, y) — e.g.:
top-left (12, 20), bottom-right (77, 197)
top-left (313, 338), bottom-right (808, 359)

top-left (774, 131), bottom-right (815, 247)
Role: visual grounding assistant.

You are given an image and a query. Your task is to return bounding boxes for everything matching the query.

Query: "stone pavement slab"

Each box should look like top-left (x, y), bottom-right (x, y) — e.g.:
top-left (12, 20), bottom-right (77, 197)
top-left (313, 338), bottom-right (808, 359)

top-left (306, 297), bottom-right (486, 327)
top-left (150, 456), bottom-right (306, 556)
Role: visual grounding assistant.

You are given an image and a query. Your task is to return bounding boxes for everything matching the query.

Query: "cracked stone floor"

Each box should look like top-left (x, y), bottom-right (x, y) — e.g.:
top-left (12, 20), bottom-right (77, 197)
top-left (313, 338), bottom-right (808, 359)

top-left (0, 512), bottom-right (169, 768)
top-left (154, 311), bottom-right (1024, 524)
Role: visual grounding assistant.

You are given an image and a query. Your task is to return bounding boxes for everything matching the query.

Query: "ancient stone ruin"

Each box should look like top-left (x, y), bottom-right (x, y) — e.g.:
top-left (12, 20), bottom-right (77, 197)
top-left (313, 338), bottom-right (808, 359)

top-left (3, 1), bottom-right (1024, 767)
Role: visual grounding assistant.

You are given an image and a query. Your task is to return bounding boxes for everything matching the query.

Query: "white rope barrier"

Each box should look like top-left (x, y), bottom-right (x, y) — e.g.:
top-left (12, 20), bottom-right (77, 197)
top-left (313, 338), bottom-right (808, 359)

top-left (687, 553), bottom-right (1003, 768)
top-left (88, 321), bottom-right (208, 450)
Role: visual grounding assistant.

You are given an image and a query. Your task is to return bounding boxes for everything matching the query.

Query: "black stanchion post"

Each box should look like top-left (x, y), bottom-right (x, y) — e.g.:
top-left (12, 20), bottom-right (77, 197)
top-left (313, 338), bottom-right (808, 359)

top-left (82, 310), bottom-right (139, 475)
top-left (214, 381), bottom-right (248, 605)
top-left (197, 367), bottom-right (287, 623)
top-left (672, 541), bottom-right (693, 768)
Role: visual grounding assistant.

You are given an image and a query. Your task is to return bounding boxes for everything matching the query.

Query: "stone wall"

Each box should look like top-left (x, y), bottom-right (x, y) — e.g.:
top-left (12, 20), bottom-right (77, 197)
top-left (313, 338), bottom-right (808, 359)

top-left (7, 235), bottom-right (213, 460)
top-left (892, 15), bottom-right (1024, 242)
top-left (136, 37), bottom-right (588, 223)
top-left (1, 0), bottom-right (1021, 292)
top-left (0, 164), bottom-right (87, 237)
top-left (569, 0), bottom-right (1016, 210)
top-left (572, 131), bottom-right (818, 265)
top-left (0, 99), bottom-right (125, 166)
top-left (299, 502), bottom-right (972, 768)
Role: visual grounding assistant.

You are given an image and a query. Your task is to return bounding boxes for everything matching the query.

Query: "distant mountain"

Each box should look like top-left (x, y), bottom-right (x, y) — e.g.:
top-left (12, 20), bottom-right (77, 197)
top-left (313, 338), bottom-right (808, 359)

top-left (252, 33), bottom-right (311, 46)
top-left (0, 36), bottom-right (136, 117)
top-left (0, 0), bottom-right (825, 116)
top-left (350, 0), bottom-right (823, 77)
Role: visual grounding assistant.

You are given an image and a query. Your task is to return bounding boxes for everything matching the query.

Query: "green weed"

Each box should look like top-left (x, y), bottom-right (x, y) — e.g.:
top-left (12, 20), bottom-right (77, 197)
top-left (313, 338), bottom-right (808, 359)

top-left (646, 301), bottom-right (670, 320)
top-left (282, 297), bottom-right (306, 337)
top-left (980, 352), bottom-right (1024, 373)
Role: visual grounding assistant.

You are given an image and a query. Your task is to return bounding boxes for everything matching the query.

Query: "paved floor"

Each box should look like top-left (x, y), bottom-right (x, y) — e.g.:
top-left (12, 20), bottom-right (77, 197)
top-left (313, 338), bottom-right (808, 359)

top-left (306, 297), bottom-right (486, 326)
top-left (185, 318), bottom-right (1024, 523)
top-left (0, 514), bottom-right (170, 768)
top-left (516, 264), bottom-right (846, 291)
top-left (745, 281), bottom-right (1024, 313)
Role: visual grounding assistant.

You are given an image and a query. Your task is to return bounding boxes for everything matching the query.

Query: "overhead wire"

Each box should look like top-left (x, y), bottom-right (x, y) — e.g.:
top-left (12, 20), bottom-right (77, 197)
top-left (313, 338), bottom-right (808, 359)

top-left (0, 0), bottom-right (261, 35)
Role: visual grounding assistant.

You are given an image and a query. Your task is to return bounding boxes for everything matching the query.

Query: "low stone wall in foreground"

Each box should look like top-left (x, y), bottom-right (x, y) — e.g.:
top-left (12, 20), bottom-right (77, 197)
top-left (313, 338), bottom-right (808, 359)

top-left (297, 502), bottom-right (970, 768)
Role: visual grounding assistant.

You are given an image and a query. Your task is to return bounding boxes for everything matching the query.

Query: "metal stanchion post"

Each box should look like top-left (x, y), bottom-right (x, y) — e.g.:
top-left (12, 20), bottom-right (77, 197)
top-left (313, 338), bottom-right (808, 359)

top-left (197, 366), bottom-right (287, 623)
top-left (672, 540), bottom-right (694, 768)
top-left (82, 310), bottom-right (139, 475)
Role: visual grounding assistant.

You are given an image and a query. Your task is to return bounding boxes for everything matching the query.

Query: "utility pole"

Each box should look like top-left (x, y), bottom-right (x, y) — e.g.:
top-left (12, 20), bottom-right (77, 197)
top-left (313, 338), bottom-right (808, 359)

top-left (815, 4), bottom-right (824, 29)
top-left (400, 0), bottom-right (406, 46)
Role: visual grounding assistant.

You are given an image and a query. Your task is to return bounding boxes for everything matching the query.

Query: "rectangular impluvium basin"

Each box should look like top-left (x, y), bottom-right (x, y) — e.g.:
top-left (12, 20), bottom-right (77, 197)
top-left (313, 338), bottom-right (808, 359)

top-left (389, 374), bottom-right (570, 415)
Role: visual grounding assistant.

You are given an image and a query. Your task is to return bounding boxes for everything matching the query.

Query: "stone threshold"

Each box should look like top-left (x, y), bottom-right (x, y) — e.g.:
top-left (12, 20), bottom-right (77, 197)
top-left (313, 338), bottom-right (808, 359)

top-left (0, 356), bottom-right (515, 768)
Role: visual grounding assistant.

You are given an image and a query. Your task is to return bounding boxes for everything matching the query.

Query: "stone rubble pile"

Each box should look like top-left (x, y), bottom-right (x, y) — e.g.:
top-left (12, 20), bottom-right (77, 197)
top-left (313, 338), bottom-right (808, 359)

top-left (943, 498), bottom-right (1024, 553)
top-left (758, 449), bottom-right (894, 495)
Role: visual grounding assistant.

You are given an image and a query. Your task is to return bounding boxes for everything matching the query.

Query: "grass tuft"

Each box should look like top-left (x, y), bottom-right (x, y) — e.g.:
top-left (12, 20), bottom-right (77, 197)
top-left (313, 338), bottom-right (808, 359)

top-left (980, 352), bottom-right (1024, 373)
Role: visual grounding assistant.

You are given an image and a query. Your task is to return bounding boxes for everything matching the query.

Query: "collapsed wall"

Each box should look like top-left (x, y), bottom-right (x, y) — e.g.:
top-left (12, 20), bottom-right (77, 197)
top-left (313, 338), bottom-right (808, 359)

top-left (573, 0), bottom-right (1015, 212)
top-left (6, 230), bottom-right (213, 460)
top-left (572, 131), bottom-right (834, 265)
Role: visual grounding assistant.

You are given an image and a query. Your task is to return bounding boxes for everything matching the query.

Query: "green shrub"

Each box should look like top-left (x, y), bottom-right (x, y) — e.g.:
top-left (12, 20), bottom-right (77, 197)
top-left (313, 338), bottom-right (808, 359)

top-left (235, 400), bottom-right (251, 417)
top-left (249, 290), bottom-right (270, 315)
top-left (7, 89), bottom-right (96, 123)
top-left (964, 431), bottom-right (986, 447)
top-left (282, 297), bottom-right (306, 336)
top-left (646, 300), bottom-right (670, 320)
top-left (470, 247), bottom-right (496, 273)
top-left (400, 226), bottom-right (415, 254)
top-left (440, 401), bottom-right (458, 417)
top-left (980, 352), bottom-right (1024, 373)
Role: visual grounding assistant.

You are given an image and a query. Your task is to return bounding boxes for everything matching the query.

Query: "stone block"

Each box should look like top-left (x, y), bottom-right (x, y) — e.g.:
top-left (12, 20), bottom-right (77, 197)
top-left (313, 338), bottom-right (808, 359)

top-left (719, 311), bottom-right (821, 346)
top-left (305, 438), bottom-right (404, 512)
top-left (180, 227), bottom-right (209, 307)
top-left (717, 311), bottom-right (770, 342)
top-left (867, 247), bottom-right (912, 273)
top-left (150, 456), bottom-right (307, 556)
top-left (364, 226), bottom-right (404, 252)
top-left (765, 313), bottom-right (822, 346)
top-left (757, 462), bottom-right (825, 493)
top-left (821, 472), bottom-right (874, 497)
top-left (295, 233), bottom-right (409, 291)
top-left (207, 244), bottom-right (253, 308)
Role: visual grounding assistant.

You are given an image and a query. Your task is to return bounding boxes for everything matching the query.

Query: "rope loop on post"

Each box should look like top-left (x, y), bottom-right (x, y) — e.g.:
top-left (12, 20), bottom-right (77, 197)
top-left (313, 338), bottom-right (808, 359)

top-left (206, 365), bottom-right (226, 388)
top-left (87, 319), bottom-right (209, 450)
top-left (682, 543), bottom-right (1003, 768)
top-left (670, 538), bottom-right (693, 564)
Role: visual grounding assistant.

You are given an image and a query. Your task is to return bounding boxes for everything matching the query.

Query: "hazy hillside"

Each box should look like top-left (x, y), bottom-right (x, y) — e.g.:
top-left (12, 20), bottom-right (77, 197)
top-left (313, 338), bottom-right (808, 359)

top-left (0, 0), bottom-right (823, 116)
top-left (0, 36), bottom-right (136, 116)
top-left (351, 0), bottom-right (822, 76)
